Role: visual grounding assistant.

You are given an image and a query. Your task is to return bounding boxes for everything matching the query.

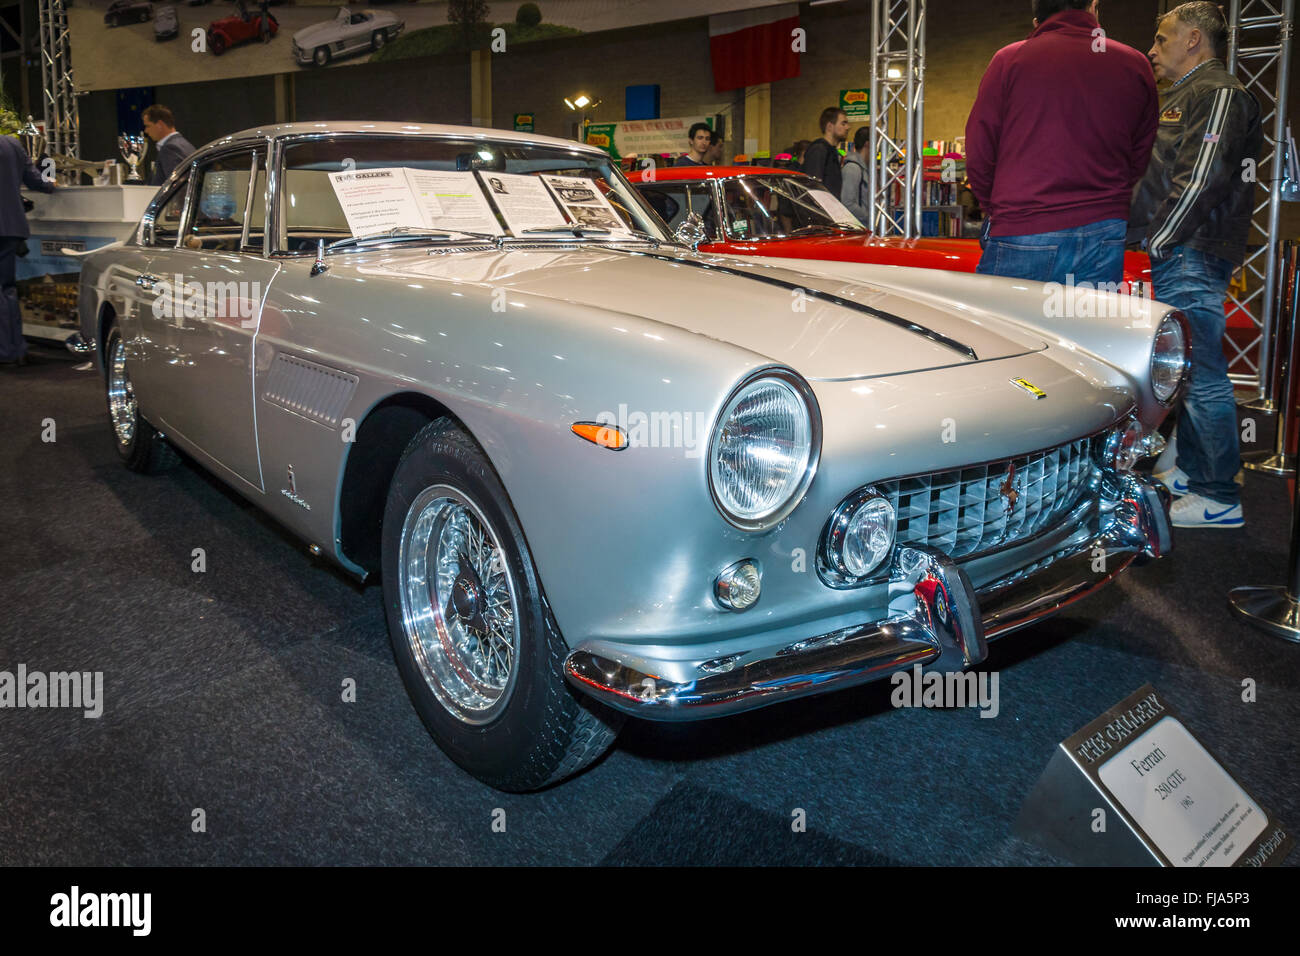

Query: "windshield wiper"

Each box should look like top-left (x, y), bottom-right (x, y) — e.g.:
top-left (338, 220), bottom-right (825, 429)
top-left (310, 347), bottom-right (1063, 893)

top-left (520, 224), bottom-right (614, 237)
top-left (515, 224), bottom-right (662, 246)
top-left (327, 227), bottom-right (500, 253)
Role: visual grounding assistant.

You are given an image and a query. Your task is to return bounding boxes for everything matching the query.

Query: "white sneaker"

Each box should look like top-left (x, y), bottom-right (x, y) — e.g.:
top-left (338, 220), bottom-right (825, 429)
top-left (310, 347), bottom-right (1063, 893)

top-left (1170, 493), bottom-right (1244, 528)
top-left (1153, 465), bottom-right (1191, 497)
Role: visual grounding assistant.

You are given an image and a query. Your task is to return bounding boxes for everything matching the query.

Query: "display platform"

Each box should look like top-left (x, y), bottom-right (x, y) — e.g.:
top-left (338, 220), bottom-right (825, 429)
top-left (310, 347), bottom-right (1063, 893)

top-left (18, 184), bottom-right (155, 346)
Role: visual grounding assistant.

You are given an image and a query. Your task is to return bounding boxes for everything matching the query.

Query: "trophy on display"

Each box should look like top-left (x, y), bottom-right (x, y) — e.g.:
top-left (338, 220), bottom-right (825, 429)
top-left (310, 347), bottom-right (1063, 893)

top-left (18, 115), bottom-right (46, 163)
top-left (117, 133), bottom-right (147, 183)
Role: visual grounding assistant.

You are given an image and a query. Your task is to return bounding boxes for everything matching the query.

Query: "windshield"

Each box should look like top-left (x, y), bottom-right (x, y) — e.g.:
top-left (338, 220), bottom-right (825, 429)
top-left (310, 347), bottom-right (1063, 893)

top-left (277, 135), bottom-right (671, 254)
top-left (719, 175), bottom-right (867, 240)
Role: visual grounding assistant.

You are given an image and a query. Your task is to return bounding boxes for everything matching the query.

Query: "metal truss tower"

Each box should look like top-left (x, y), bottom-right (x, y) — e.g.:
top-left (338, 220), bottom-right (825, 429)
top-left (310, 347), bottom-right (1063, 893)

top-left (38, 0), bottom-right (78, 161)
top-left (1227, 0), bottom-right (1294, 399)
top-left (867, 0), bottom-right (925, 238)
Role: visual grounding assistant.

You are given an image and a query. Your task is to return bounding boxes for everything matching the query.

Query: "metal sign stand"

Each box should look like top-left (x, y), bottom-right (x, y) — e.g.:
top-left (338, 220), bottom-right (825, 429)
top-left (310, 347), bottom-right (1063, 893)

top-left (1245, 240), bottom-right (1299, 476)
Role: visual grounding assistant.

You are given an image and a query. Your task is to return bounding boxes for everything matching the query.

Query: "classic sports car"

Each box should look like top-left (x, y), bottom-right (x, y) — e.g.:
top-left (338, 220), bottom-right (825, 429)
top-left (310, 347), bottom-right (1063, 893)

top-left (629, 166), bottom-right (1155, 292)
top-left (292, 6), bottom-right (405, 66)
top-left (154, 4), bottom-right (178, 40)
top-left (104, 0), bottom-right (153, 26)
top-left (207, 3), bottom-right (278, 54)
top-left (77, 122), bottom-right (1184, 791)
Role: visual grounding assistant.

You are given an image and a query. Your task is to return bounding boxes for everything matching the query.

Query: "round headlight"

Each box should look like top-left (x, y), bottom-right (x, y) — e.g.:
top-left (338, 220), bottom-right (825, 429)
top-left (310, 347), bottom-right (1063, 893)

top-left (821, 489), bottom-right (897, 585)
top-left (709, 369), bottom-right (821, 531)
top-left (1152, 311), bottom-right (1190, 405)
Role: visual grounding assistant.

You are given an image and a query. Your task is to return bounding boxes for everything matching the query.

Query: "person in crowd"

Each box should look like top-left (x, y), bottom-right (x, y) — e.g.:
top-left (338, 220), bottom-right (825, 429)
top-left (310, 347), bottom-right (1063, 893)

top-left (705, 130), bottom-right (725, 165)
top-left (678, 122), bottom-right (712, 166)
top-left (0, 132), bottom-right (56, 367)
top-left (801, 107), bottom-right (850, 197)
top-left (965, 0), bottom-right (1157, 285)
top-left (840, 126), bottom-right (871, 226)
top-left (143, 105), bottom-right (196, 186)
top-left (1130, 2), bottom-right (1262, 529)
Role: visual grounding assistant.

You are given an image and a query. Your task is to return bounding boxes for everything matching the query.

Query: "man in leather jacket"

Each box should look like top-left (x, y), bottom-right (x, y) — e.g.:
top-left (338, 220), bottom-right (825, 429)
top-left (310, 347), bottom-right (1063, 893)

top-left (1128, 1), bottom-right (1263, 529)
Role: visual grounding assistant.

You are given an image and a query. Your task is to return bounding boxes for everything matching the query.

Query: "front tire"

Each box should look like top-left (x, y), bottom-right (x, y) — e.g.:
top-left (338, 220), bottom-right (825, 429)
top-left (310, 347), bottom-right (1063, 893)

top-left (381, 419), bottom-right (622, 791)
top-left (312, 46), bottom-right (329, 66)
top-left (104, 325), bottom-right (178, 474)
top-left (371, 29), bottom-right (385, 51)
top-left (209, 31), bottom-right (226, 55)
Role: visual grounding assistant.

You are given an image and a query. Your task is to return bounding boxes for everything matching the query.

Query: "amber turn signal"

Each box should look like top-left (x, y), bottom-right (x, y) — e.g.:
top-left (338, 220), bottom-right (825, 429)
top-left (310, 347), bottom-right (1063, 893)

top-left (571, 421), bottom-right (628, 450)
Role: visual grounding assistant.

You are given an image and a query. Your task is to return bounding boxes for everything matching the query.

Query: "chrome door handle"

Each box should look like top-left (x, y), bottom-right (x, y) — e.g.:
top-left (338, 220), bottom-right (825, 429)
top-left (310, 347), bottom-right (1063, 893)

top-left (136, 273), bottom-right (159, 290)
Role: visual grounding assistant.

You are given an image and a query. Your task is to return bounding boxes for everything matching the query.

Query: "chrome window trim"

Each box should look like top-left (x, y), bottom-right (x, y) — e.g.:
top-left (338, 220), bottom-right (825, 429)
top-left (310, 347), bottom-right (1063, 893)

top-left (267, 129), bottom-right (669, 257)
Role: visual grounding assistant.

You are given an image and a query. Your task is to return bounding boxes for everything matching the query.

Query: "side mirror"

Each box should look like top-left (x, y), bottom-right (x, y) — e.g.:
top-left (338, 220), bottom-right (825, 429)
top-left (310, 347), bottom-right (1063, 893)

top-left (673, 212), bottom-right (708, 251)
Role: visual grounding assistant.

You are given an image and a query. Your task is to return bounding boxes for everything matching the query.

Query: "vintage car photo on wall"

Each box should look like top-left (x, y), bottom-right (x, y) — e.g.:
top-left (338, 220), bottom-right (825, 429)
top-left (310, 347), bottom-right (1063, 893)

top-left (77, 122), bottom-right (1187, 790)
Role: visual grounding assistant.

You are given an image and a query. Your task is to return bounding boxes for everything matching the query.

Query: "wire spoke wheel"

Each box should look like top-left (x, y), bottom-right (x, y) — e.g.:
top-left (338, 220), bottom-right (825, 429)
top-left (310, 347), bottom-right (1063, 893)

top-left (398, 484), bottom-right (520, 725)
top-left (107, 335), bottom-right (137, 447)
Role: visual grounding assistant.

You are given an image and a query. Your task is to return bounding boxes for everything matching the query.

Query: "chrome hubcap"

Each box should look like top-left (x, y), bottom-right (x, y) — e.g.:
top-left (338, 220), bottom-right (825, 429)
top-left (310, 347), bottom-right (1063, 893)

top-left (107, 336), bottom-right (136, 446)
top-left (398, 485), bottom-right (520, 724)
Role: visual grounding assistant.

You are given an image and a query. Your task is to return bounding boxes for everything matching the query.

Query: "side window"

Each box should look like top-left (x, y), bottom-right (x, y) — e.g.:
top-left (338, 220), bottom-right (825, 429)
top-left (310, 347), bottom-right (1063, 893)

top-left (184, 150), bottom-right (258, 252)
top-left (149, 177), bottom-right (189, 246)
top-left (640, 186), bottom-right (682, 227)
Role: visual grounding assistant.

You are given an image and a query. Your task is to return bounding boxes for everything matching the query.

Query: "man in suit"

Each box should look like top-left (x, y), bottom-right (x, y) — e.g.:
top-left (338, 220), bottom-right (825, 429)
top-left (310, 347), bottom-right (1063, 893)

top-left (0, 133), bottom-right (56, 366)
top-left (142, 105), bottom-right (195, 187)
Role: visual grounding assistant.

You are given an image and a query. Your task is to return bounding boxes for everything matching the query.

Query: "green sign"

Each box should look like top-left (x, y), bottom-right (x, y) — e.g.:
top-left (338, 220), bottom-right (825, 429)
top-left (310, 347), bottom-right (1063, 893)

top-left (513, 113), bottom-right (535, 132)
top-left (840, 89), bottom-right (870, 120)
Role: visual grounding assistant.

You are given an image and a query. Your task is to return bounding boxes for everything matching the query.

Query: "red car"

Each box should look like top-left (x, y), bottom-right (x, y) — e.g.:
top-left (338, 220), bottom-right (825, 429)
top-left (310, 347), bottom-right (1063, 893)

top-left (207, 5), bottom-right (278, 55)
top-left (628, 166), bottom-right (1154, 294)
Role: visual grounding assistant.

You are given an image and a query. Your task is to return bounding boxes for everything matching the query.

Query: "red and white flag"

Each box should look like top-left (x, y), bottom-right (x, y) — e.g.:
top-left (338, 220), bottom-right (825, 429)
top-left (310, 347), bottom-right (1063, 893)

top-left (708, 3), bottom-right (801, 93)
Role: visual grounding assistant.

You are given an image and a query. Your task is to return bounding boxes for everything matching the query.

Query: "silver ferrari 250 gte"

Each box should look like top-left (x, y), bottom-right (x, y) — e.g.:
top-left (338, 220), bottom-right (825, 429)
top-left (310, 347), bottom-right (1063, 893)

top-left (76, 122), bottom-right (1186, 790)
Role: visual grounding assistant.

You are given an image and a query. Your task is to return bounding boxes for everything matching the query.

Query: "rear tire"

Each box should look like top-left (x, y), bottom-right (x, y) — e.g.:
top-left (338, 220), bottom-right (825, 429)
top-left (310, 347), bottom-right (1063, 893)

top-left (381, 419), bottom-right (623, 791)
top-left (104, 325), bottom-right (178, 474)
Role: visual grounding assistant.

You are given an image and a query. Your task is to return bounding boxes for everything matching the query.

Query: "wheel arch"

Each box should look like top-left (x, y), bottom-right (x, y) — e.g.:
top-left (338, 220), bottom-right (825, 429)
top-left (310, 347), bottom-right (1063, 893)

top-left (336, 390), bottom-right (471, 576)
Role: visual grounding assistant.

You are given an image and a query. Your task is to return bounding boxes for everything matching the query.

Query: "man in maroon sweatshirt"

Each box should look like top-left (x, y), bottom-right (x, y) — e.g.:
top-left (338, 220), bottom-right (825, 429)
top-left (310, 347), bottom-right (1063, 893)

top-left (965, 0), bottom-right (1157, 286)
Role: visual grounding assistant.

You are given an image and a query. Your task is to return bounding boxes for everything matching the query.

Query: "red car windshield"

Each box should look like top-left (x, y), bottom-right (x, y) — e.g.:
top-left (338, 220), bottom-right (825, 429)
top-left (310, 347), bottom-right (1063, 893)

top-left (719, 175), bottom-right (866, 240)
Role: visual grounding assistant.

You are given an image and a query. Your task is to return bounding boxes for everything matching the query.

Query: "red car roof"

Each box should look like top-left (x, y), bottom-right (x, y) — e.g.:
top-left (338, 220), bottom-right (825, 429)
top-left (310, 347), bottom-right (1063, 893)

top-left (626, 165), bottom-right (801, 184)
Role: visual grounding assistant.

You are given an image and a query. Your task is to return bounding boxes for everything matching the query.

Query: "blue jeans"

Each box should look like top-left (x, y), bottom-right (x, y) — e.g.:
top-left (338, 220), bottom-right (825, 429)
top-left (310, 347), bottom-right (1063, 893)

top-left (1150, 246), bottom-right (1240, 505)
top-left (976, 218), bottom-right (1127, 286)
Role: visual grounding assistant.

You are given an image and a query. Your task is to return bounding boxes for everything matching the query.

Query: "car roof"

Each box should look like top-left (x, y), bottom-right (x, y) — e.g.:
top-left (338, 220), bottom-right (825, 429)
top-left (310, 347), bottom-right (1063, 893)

top-left (199, 121), bottom-right (608, 156)
top-left (626, 165), bottom-right (804, 183)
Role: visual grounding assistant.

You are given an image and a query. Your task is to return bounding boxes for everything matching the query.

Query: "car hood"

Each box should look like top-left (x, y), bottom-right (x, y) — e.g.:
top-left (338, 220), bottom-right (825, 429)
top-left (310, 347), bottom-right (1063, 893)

top-left (349, 245), bottom-right (1049, 380)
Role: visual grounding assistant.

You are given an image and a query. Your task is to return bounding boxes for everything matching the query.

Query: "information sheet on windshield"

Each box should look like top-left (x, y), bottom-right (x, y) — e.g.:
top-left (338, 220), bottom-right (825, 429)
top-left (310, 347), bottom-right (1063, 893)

top-left (328, 168), bottom-right (503, 238)
top-left (484, 172), bottom-right (569, 234)
top-left (807, 188), bottom-right (864, 228)
top-left (542, 175), bottom-right (630, 233)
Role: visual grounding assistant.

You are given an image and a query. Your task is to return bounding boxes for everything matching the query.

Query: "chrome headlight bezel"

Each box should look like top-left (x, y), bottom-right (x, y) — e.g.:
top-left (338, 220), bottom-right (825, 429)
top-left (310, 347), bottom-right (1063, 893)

top-left (1151, 309), bottom-right (1191, 407)
top-left (707, 367), bottom-right (822, 532)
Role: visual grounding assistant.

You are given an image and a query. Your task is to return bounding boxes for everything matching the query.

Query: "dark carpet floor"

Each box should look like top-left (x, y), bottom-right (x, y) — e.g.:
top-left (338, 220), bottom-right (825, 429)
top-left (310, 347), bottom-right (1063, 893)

top-left (1, 343), bottom-right (1296, 866)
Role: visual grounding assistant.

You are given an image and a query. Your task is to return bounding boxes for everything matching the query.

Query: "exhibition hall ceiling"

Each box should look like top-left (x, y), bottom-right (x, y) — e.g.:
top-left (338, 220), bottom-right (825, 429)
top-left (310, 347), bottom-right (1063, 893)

top-left (70, 0), bottom-right (794, 92)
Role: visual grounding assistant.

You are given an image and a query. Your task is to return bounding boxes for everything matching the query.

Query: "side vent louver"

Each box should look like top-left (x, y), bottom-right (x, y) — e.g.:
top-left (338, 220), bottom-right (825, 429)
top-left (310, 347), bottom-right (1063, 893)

top-left (261, 353), bottom-right (359, 429)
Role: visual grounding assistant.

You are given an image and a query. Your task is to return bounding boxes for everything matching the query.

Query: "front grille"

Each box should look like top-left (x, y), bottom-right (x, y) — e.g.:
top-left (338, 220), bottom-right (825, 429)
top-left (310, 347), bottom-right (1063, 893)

top-left (882, 436), bottom-right (1097, 560)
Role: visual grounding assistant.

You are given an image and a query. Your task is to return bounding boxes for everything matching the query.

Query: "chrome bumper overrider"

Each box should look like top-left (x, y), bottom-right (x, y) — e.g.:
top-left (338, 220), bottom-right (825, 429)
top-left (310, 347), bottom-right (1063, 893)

top-left (564, 473), bottom-right (1171, 721)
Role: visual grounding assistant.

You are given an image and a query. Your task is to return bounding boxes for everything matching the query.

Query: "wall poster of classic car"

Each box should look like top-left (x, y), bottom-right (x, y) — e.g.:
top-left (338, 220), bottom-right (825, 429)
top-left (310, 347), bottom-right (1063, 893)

top-left (68, 0), bottom-right (786, 90)
top-left (78, 122), bottom-right (1188, 790)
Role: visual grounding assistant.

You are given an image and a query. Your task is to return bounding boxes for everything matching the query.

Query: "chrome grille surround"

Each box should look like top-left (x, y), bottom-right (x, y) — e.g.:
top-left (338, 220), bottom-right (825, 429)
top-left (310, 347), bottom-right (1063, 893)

top-left (820, 430), bottom-right (1106, 588)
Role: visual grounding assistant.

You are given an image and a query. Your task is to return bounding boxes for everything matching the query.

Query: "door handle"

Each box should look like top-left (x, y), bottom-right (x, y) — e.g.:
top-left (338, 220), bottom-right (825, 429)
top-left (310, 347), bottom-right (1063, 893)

top-left (136, 273), bottom-right (159, 290)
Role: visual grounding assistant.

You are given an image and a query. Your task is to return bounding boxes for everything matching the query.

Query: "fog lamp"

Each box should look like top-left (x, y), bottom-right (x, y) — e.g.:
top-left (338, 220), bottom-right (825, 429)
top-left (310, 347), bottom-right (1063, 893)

top-left (820, 487), bottom-right (897, 586)
top-left (715, 559), bottom-right (762, 611)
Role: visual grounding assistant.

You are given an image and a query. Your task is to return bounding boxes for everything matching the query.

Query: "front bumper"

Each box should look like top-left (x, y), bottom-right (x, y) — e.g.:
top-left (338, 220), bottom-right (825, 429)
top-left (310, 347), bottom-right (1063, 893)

top-left (564, 473), bottom-right (1171, 721)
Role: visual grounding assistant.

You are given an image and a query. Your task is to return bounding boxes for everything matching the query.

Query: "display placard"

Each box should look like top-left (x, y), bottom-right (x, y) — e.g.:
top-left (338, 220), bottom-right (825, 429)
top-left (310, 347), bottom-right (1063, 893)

top-left (1018, 684), bottom-right (1293, 867)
